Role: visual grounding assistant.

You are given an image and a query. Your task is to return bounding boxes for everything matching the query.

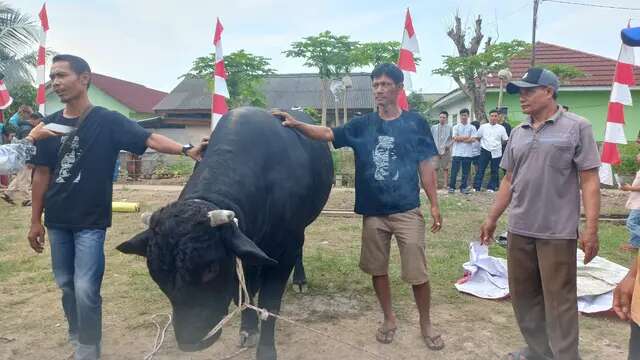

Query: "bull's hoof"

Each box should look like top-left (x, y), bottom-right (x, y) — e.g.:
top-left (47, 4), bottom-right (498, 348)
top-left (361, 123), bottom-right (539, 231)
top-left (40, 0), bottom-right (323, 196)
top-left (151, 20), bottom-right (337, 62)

top-left (256, 345), bottom-right (277, 360)
top-left (239, 330), bottom-right (259, 348)
top-left (292, 282), bottom-right (308, 294)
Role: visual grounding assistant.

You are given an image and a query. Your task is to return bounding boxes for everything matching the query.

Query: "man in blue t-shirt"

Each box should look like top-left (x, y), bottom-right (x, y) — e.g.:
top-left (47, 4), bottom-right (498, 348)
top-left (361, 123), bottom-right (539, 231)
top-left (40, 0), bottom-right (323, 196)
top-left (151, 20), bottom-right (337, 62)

top-left (272, 63), bottom-right (444, 352)
top-left (27, 54), bottom-right (206, 360)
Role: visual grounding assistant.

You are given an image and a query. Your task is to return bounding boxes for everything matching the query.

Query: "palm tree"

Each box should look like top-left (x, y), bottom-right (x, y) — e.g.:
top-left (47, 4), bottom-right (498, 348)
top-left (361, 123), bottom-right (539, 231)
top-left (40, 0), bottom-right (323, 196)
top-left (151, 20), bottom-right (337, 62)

top-left (0, 2), bottom-right (39, 85)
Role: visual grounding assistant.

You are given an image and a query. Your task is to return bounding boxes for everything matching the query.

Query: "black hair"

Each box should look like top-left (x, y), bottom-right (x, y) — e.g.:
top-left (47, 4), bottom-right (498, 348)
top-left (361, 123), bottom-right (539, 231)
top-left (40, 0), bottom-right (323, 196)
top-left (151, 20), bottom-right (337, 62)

top-left (52, 54), bottom-right (92, 89)
top-left (459, 108), bottom-right (470, 115)
top-left (370, 63), bottom-right (403, 84)
top-left (489, 109), bottom-right (499, 115)
top-left (439, 111), bottom-right (449, 117)
top-left (29, 112), bottom-right (44, 119)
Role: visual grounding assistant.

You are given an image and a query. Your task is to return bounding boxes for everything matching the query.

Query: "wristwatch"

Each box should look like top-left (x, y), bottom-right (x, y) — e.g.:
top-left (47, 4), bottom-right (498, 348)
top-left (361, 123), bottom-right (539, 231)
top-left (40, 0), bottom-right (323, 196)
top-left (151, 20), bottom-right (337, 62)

top-left (181, 144), bottom-right (194, 156)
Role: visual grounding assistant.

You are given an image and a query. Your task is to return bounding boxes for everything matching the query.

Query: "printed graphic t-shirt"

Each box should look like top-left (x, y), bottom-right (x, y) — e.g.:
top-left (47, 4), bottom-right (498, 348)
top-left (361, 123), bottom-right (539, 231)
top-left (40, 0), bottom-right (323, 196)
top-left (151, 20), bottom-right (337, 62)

top-left (29, 107), bottom-right (150, 229)
top-left (332, 111), bottom-right (437, 216)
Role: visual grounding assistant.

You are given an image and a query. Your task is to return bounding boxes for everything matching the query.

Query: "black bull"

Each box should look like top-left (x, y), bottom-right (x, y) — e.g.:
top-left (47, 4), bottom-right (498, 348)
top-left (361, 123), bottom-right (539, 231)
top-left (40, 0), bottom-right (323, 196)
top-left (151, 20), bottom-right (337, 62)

top-left (117, 107), bottom-right (333, 360)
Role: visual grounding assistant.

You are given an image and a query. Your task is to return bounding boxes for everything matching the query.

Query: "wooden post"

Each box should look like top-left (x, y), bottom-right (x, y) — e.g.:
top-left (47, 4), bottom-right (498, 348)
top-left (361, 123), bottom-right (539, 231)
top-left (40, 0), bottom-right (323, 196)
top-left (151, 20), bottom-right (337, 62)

top-left (531, 0), bottom-right (540, 67)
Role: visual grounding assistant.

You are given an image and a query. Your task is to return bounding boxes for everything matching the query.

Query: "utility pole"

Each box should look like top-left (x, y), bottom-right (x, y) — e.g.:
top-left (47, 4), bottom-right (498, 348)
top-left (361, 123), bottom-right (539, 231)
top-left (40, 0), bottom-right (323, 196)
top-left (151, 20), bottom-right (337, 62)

top-left (531, 0), bottom-right (540, 67)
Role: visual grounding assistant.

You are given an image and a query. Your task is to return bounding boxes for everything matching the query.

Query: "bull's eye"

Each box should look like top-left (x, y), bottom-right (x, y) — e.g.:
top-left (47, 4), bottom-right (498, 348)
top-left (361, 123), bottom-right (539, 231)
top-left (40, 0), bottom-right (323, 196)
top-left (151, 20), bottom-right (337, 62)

top-left (201, 263), bottom-right (220, 283)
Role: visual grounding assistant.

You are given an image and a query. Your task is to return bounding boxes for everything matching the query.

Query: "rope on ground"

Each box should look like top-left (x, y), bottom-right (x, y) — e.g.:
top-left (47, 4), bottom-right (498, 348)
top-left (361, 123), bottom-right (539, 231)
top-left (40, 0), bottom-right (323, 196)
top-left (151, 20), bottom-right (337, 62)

top-left (144, 258), bottom-right (389, 360)
top-left (144, 313), bottom-right (172, 360)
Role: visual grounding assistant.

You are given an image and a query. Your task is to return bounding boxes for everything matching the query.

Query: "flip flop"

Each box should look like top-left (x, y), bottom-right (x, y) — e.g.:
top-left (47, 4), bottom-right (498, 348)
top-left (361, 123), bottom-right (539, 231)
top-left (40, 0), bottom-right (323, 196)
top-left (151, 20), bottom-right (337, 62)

top-left (375, 326), bottom-right (397, 344)
top-left (423, 334), bottom-right (445, 351)
top-left (1, 193), bottom-right (15, 205)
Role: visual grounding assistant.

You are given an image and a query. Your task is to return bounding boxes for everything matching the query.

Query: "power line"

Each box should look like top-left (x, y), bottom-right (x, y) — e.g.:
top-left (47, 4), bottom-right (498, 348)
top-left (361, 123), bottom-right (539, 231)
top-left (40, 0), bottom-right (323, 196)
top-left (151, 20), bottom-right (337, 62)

top-left (542, 0), bottom-right (640, 11)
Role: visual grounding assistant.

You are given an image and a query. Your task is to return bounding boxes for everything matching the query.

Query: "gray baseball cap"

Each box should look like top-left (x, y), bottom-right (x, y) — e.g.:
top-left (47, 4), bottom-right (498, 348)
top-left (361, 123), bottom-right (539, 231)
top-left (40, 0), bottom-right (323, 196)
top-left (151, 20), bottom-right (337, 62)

top-left (506, 67), bottom-right (559, 94)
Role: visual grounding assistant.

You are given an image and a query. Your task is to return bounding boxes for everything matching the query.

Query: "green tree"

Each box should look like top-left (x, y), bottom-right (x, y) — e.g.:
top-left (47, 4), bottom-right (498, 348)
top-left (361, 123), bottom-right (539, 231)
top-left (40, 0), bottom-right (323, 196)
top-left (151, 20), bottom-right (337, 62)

top-left (0, 2), bottom-right (40, 85)
top-left (538, 63), bottom-right (586, 84)
top-left (407, 92), bottom-right (432, 118)
top-left (354, 41), bottom-right (421, 67)
top-left (284, 31), bottom-right (360, 126)
top-left (185, 49), bottom-right (275, 108)
top-left (4, 83), bottom-right (36, 118)
top-left (433, 14), bottom-right (530, 123)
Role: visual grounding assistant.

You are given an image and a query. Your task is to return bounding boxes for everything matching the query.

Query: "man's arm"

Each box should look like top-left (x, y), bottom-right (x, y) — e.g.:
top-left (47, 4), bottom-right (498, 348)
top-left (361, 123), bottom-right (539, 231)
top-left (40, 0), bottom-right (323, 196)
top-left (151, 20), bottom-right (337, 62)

top-left (28, 166), bottom-right (50, 253)
top-left (579, 168), bottom-right (600, 264)
top-left (480, 172), bottom-right (514, 244)
top-left (418, 159), bottom-right (442, 233)
top-left (613, 256), bottom-right (638, 321)
top-left (621, 184), bottom-right (640, 192)
top-left (145, 133), bottom-right (203, 160)
top-left (271, 110), bottom-right (334, 142)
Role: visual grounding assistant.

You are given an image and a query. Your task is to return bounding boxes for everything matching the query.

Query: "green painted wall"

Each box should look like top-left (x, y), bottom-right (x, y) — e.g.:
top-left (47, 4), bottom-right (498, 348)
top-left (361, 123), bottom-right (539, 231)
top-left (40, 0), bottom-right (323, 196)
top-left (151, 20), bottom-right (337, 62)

top-left (45, 86), bottom-right (153, 119)
top-left (486, 89), bottom-right (640, 142)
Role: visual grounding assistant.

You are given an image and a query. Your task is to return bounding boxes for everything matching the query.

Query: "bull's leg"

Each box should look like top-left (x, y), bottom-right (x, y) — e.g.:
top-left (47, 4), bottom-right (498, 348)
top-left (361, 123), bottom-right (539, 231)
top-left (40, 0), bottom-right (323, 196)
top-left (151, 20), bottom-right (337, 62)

top-left (291, 246), bottom-right (307, 293)
top-left (255, 262), bottom-right (295, 360)
top-left (239, 265), bottom-right (260, 348)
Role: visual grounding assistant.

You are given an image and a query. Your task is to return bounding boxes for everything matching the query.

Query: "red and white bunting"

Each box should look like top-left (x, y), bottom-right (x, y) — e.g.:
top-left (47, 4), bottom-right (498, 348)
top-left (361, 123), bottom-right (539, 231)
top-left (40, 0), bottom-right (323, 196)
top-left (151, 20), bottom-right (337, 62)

top-left (599, 42), bottom-right (636, 185)
top-left (211, 17), bottom-right (229, 131)
top-left (396, 9), bottom-right (419, 111)
top-left (0, 79), bottom-right (13, 110)
top-left (36, 3), bottom-right (49, 114)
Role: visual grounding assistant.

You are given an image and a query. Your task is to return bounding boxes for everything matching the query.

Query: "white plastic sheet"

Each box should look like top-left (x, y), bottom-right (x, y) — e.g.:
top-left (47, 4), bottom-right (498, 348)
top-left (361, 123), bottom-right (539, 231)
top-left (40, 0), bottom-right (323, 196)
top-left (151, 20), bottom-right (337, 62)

top-left (454, 242), bottom-right (629, 313)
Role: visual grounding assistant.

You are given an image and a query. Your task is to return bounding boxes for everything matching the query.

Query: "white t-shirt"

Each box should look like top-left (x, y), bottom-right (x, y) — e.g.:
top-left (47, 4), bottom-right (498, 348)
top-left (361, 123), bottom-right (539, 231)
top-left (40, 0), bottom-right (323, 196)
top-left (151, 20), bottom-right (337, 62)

top-left (477, 123), bottom-right (508, 158)
top-left (452, 123), bottom-right (477, 158)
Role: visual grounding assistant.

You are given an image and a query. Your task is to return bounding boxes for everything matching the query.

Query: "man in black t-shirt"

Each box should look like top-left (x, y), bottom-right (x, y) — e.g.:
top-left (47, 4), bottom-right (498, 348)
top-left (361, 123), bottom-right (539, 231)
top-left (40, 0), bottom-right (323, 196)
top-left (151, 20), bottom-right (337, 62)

top-left (27, 54), bottom-right (205, 360)
top-left (272, 63), bottom-right (444, 352)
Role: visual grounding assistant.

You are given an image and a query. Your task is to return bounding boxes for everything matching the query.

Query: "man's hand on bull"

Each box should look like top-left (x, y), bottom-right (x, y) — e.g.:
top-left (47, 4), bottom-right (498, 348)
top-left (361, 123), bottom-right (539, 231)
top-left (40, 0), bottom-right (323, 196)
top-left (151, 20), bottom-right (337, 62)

top-left (185, 138), bottom-right (209, 161)
top-left (271, 109), bottom-right (300, 128)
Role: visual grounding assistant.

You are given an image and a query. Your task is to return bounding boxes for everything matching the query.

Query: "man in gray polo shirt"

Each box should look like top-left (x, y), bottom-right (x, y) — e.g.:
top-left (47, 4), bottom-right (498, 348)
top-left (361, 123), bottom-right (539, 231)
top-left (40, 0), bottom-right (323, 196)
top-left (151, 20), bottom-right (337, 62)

top-left (480, 68), bottom-right (601, 360)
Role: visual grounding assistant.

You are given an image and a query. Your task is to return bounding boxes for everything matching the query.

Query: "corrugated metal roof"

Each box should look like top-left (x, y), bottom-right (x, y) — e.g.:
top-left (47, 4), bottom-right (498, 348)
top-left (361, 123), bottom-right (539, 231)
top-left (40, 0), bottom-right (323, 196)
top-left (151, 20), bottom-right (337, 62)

top-left (154, 73), bottom-right (374, 112)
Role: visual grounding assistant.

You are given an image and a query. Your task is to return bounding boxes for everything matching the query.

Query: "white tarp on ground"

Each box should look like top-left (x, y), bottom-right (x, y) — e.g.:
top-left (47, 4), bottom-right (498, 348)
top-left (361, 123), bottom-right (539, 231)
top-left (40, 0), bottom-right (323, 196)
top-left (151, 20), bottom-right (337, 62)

top-left (455, 242), bottom-right (629, 313)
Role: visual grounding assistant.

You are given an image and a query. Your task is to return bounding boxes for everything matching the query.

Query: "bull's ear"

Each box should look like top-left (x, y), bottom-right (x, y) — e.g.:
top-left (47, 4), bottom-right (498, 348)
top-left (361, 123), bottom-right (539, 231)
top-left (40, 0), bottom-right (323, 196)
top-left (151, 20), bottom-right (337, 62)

top-left (117, 229), bottom-right (151, 257)
top-left (225, 229), bottom-right (277, 266)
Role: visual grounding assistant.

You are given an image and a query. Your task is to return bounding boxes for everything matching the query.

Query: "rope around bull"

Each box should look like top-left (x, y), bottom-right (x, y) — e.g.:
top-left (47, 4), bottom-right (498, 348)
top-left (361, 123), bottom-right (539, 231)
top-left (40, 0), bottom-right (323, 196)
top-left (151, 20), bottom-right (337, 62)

top-left (144, 258), bottom-right (390, 360)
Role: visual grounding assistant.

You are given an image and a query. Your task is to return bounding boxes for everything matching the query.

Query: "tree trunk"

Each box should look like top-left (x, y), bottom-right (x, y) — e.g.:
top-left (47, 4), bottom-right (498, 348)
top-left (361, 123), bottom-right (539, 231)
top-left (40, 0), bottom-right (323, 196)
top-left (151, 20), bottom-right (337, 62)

top-left (321, 78), bottom-right (327, 127)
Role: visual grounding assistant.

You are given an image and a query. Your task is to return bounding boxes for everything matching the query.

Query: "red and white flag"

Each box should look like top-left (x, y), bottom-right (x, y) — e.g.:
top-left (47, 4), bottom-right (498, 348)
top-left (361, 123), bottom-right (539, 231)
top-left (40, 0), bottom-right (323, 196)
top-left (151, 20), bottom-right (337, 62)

top-left (36, 3), bottom-right (49, 114)
top-left (211, 17), bottom-right (229, 131)
top-left (396, 9), bottom-right (419, 111)
top-left (599, 42), bottom-right (636, 185)
top-left (0, 79), bottom-right (13, 110)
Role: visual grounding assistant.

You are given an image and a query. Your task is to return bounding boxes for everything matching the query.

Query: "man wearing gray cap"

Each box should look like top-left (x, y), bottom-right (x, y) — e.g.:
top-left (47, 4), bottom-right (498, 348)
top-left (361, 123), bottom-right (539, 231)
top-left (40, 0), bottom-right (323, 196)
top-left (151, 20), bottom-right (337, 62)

top-left (479, 68), bottom-right (601, 360)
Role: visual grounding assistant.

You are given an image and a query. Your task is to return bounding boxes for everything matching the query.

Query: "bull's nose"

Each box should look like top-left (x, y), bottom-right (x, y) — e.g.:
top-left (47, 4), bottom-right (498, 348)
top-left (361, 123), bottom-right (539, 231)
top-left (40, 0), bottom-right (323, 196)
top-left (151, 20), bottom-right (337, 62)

top-left (177, 329), bottom-right (222, 352)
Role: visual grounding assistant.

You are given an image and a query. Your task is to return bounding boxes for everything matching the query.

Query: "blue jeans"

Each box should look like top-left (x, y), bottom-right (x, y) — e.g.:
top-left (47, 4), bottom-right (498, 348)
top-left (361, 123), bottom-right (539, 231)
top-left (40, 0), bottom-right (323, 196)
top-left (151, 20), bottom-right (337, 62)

top-left (473, 149), bottom-right (501, 191)
top-left (449, 156), bottom-right (472, 190)
top-left (626, 209), bottom-right (640, 248)
top-left (49, 228), bottom-right (106, 360)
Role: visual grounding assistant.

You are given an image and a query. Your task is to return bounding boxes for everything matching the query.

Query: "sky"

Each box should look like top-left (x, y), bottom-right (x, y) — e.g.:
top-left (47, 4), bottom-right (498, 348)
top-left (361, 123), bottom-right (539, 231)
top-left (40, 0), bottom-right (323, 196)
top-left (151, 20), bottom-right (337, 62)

top-left (12, 0), bottom-right (640, 94)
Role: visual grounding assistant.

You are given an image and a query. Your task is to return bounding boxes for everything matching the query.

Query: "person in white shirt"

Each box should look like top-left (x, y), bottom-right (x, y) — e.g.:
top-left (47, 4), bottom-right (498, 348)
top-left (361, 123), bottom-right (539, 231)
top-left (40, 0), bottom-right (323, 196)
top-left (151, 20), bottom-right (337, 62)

top-left (473, 109), bottom-right (508, 192)
top-left (448, 108), bottom-right (477, 194)
top-left (431, 111), bottom-right (453, 189)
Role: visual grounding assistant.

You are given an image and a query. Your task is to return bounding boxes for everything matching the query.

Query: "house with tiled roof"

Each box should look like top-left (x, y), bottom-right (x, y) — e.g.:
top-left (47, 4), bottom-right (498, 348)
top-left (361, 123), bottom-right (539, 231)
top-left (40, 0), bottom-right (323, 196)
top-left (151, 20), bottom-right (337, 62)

top-left (432, 42), bottom-right (640, 141)
top-left (45, 73), bottom-right (168, 119)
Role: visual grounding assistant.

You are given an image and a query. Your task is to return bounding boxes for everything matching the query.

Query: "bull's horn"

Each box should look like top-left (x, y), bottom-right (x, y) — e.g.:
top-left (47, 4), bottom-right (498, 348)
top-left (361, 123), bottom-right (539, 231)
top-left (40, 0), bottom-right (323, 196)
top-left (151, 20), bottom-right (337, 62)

top-left (208, 210), bottom-right (236, 227)
top-left (141, 212), bottom-right (152, 226)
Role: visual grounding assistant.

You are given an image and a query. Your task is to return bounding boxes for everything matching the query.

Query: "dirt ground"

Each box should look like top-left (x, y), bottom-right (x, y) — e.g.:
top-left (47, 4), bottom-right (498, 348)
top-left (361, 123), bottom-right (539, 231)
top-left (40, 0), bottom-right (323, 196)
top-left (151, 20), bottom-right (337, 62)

top-left (0, 187), bottom-right (633, 360)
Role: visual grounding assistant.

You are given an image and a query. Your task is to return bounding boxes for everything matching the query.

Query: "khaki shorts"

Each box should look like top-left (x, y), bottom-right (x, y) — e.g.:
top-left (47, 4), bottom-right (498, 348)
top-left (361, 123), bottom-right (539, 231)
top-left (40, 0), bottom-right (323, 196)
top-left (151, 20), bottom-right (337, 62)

top-left (432, 149), bottom-right (452, 170)
top-left (359, 207), bottom-right (429, 285)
